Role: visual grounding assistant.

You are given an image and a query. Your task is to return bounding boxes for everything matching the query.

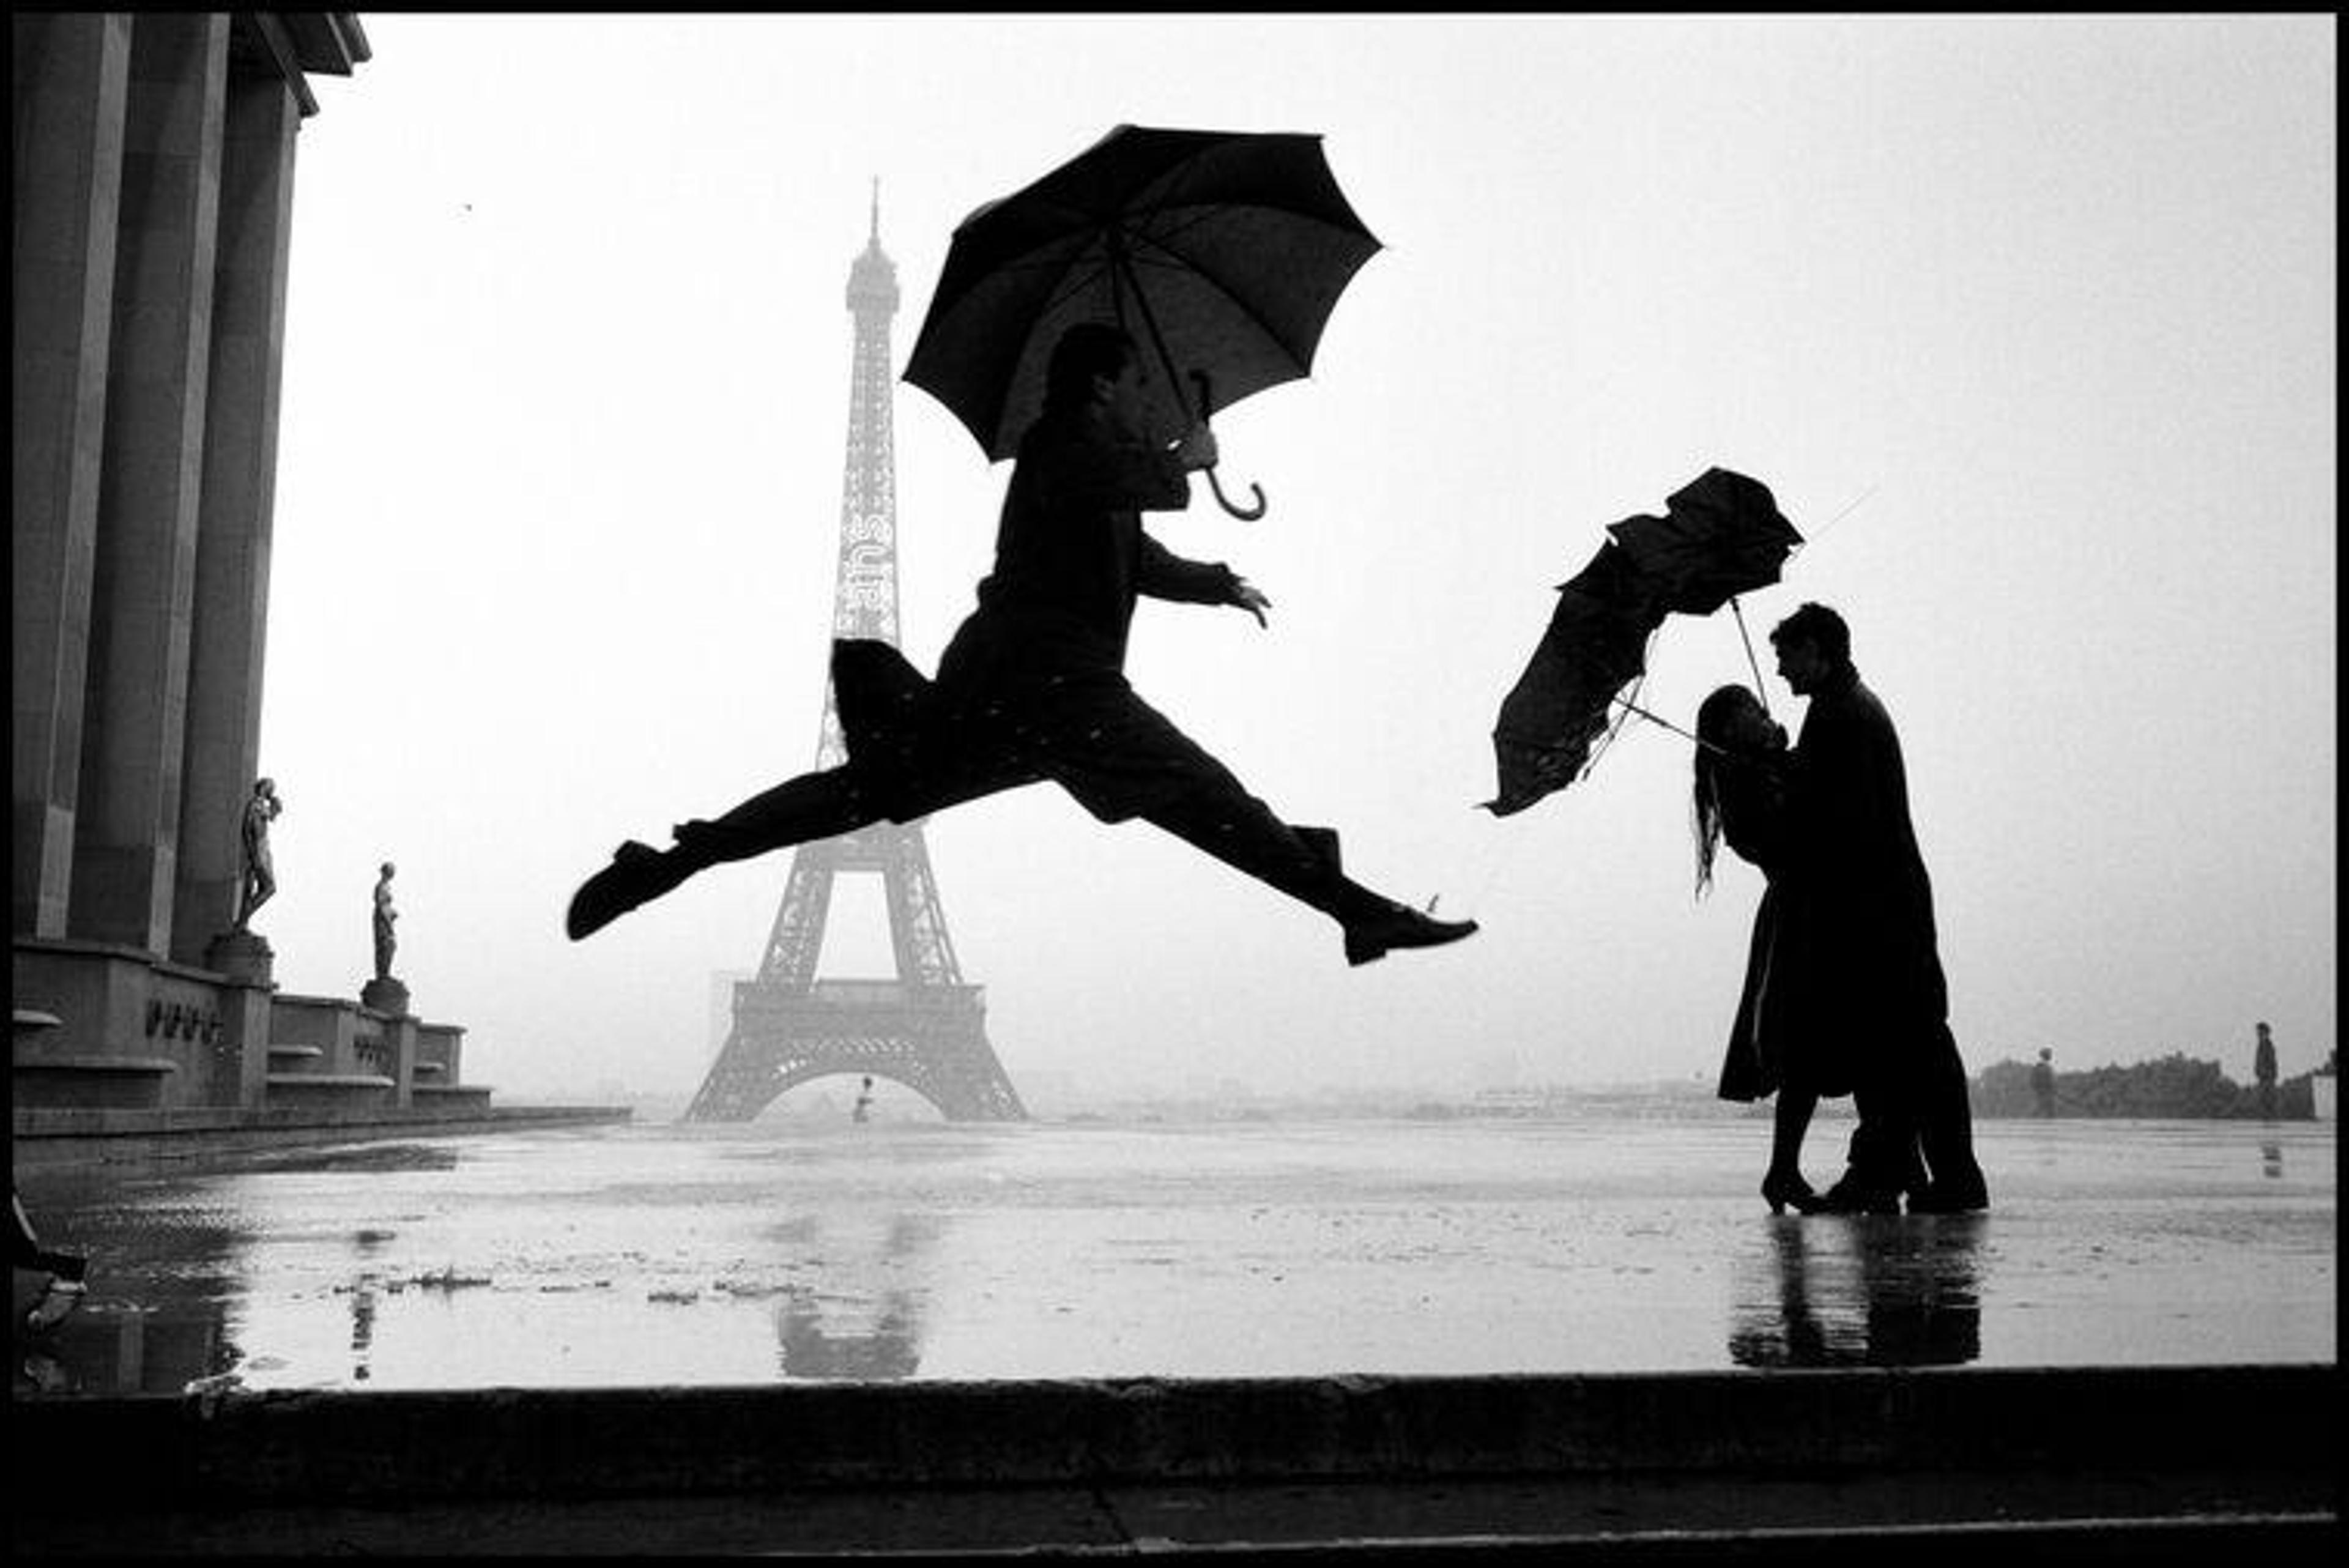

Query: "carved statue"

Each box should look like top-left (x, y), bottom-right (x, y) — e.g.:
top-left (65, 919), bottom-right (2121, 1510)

top-left (371, 861), bottom-right (398, 981)
top-left (235, 778), bottom-right (283, 929)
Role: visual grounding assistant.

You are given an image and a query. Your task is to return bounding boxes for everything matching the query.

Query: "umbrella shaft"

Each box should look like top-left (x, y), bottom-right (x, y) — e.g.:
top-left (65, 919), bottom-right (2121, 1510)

top-left (1730, 596), bottom-right (1769, 718)
top-left (1107, 237), bottom-right (1202, 425)
top-left (1613, 693), bottom-right (1729, 757)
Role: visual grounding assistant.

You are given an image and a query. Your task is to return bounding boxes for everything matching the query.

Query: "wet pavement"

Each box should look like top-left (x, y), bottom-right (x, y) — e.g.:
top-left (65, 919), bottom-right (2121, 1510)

top-left (10, 1114), bottom-right (2335, 1396)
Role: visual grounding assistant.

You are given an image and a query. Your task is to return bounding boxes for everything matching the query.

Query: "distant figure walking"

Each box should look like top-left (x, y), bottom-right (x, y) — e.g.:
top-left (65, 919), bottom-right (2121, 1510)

top-left (2031, 1049), bottom-right (2057, 1118)
top-left (566, 323), bottom-right (1477, 968)
top-left (1768, 603), bottom-right (1987, 1215)
top-left (236, 777), bottom-right (283, 928)
top-left (2254, 1021), bottom-right (2278, 1121)
top-left (1691, 683), bottom-right (1841, 1215)
top-left (853, 1076), bottom-right (875, 1124)
top-left (371, 863), bottom-right (398, 982)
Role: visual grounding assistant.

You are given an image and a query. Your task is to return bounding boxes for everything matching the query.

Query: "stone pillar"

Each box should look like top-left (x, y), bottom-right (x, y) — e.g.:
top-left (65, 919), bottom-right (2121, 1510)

top-left (387, 1014), bottom-right (419, 1109)
top-left (173, 67), bottom-right (300, 965)
top-left (12, 14), bottom-right (132, 939)
top-left (209, 977), bottom-right (275, 1109)
top-left (67, 13), bottom-right (228, 954)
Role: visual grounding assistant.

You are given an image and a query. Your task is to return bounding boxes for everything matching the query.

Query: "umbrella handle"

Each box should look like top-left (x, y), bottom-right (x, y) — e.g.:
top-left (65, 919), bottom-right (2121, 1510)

top-left (1190, 371), bottom-right (1269, 520)
top-left (1207, 469), bottom-right (1267, 521)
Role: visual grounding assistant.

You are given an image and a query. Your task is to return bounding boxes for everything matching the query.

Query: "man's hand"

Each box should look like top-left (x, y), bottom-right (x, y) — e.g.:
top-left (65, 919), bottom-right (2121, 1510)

top-left (1231, 576), bottom-right (1271, 628)
top-left (1172, 420), bottom-right (1220, 473)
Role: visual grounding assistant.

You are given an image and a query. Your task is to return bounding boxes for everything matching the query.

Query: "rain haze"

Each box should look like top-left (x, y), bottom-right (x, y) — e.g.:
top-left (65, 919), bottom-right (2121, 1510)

top-left (255, 15), bottom-right (2336, 1109)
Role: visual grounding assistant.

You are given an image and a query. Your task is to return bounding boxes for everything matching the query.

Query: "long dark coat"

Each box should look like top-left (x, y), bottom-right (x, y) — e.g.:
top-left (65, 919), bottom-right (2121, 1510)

top-left (1759, 666), bottom-right (1950, 1095)
top-left (1711, 741), bottom-right (1857, 1102)
top-left (1712, 747), bottom-right (1790, 1101)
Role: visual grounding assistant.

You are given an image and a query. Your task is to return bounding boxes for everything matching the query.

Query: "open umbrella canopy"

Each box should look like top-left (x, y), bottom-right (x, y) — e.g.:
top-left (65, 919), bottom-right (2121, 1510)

top-left (1485, 468), bottom-right (1802, 817)
top-left (1606, 467), bottom-right (1805, 615)
top-left (902, 124), bottom-right (1381, 466)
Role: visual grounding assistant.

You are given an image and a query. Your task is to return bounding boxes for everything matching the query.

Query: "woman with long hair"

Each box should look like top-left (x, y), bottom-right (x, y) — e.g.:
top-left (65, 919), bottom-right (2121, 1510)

top-left (1693, 683), bottom-right (1833, 1214)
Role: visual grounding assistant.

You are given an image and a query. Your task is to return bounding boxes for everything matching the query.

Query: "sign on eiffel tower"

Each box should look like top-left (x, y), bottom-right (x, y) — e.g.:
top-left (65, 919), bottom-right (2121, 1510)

top-left (685, 190), bottom-right (1025, 1124)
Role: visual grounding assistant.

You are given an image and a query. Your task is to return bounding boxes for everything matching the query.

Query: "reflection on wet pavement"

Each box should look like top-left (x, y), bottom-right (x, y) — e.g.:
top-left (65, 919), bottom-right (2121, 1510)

top-left (772, 1214), bottom-right (937, 1380)
top-left (10, 1118), bottom-right (2334, 1395)
top-left (237, 1142), bottom-right (466, 1176)
top-left (1728, 1215), bottom-right (1983, 1367)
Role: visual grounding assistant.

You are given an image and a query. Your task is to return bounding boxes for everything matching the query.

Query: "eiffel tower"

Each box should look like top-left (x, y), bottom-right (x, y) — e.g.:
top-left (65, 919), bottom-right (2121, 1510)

top-left (684, 189), bottom-right (1025, 1124)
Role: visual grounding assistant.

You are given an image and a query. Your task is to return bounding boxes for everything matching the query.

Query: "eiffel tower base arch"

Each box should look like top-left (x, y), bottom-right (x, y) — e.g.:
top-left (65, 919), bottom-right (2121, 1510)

top-left (686, 978), bottom-right (1024, 1123)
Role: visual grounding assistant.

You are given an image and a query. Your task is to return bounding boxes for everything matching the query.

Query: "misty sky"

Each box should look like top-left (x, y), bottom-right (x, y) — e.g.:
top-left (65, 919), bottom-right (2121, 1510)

top-left (254, 15), bottom-right (2336, 1104)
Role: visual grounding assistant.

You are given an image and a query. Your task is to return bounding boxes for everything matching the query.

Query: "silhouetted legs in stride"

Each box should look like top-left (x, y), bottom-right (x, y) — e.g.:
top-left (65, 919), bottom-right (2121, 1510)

top-left (568, 714), bottom-right (1473, 968)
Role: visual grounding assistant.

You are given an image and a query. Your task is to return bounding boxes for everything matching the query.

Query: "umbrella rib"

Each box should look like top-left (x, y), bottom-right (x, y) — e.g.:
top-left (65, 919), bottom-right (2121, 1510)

top-left (1121, 223), bottom-right (1319, 366)
top-left (1034, 251), bottom-right (1118, 321)
top-left (1130, 192), bottom-right (1377, 351)
top-left (1124, 203), bottom-right (1227, 252)
top-left (952, 205), bottom-right (1323, 332)
top-left (1115, 149), bottom-right (1372, 363)
top-left (937, 247), bottom-right (1121, 346)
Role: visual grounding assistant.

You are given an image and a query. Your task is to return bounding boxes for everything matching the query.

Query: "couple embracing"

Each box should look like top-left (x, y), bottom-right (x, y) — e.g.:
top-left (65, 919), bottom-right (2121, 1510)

top-left (1693, 603), bottom-right (1989, 1217)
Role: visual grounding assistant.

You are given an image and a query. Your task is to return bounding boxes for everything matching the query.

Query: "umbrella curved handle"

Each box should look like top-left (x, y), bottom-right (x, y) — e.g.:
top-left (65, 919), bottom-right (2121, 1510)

top-left (1206, 468), bottom-right (1267, 521)
top-left (1190, 371), bottom-right (1269, 521)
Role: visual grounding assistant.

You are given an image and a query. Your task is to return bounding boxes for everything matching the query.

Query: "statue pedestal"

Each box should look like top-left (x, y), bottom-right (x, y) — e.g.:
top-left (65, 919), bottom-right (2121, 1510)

top-left (361, 976), bottom-right (410, 1017)
top-left (206, 929), bottom-right (275, 986)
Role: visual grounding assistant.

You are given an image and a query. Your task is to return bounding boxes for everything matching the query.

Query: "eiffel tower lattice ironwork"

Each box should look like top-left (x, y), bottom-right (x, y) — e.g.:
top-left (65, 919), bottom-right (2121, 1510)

top-left (685, 190), bottom-right (1025, 1124)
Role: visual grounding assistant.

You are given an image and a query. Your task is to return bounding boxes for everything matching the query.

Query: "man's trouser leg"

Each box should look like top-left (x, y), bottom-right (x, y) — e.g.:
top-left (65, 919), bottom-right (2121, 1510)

top-left (673, 767), bottom-right (887, 867)
top-left (1138, 781), bottom-right (1378, 923)
top-left (1031, 677), bottom-right (1380, 924)
top-left (572, 767), bottom-right (894, 940)
top-left (1841, 1065), bottom-right (1924, 1206)
top-left (987, 661), bottom-right (1471, 960)
top-left (1914, 1020), bottom-right (1987, 1200)
top-left (984, 667), bottom-right (1469, 959)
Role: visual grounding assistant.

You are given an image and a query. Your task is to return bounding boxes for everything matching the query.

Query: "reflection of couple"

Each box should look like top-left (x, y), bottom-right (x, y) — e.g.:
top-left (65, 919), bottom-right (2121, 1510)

top-left (1728, 1212), bottom-right (1984, 1369)
top-left (1693, 603), bottom-right (1989, 1216)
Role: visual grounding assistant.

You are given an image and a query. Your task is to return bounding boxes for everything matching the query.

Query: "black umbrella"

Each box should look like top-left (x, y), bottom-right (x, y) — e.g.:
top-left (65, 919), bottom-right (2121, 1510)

top-left (1485, 468), bottom-right (1802, 817)
top-left (1484, 542), bottom-right (1668, 817)
top-left (1606, 468), bottom-right (1804, 616)
top-left (902, 124), bottom-right (1382, 518)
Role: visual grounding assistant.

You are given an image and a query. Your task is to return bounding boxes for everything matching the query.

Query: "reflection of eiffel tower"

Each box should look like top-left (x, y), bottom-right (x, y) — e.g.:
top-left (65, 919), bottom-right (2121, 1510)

top-left (773, 1214), bottom-right (935, 1380)
top-left (685, 190), bottom-right (1024, 1124)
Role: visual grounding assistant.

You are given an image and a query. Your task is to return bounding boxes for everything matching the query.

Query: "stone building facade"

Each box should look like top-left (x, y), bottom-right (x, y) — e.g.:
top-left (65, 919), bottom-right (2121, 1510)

top-left (11, 15), bottom-right (508, 1134)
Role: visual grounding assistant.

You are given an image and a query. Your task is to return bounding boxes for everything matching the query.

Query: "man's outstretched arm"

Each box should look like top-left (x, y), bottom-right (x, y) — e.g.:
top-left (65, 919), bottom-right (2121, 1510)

top-left (1137, 533), bottom-right (1269, 626)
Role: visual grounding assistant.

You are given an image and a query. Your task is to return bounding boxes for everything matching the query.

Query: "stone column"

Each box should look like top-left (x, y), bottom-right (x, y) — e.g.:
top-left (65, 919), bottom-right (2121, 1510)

top-left (12, 14), bottom-right (132, 939)
top-left (173, 66), bottom-right (300, 966)
top-left (387, 1015), bottom-right (418, 1110)
top-left (67, 13), bottom-right (228, 954)
top-left (209, 978), bottom-right (275, 1109)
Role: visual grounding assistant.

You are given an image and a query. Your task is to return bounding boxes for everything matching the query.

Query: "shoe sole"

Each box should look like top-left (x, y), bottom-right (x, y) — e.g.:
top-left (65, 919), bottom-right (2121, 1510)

top-left (1345, 921), bottom-right (1479, 967)
top-left (565, 844), bottom-right (682, 941)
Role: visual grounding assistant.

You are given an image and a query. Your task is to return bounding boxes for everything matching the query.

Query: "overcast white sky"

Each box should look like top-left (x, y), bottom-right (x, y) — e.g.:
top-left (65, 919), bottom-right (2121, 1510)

top-left (258, 15), bottom-right (2336, 1105)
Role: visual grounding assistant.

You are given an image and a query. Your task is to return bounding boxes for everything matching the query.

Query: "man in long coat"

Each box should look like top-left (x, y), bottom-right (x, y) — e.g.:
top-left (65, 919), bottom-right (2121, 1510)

top-left (1768, 603), bottom-right (1988, 1214)
top-left (566, 323), bottom-right (1477, 968)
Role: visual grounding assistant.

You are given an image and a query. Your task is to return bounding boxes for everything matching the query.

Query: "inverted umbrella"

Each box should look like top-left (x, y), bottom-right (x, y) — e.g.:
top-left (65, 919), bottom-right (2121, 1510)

top-left (1485, 467), bottom-right (1802, 817)
top-left (1606, 467), bottom-right (1805, 616)
top-left (902, 124), bottom-right (1382, 518)
top-left (1485, 543), bottom-right (1666, 817)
